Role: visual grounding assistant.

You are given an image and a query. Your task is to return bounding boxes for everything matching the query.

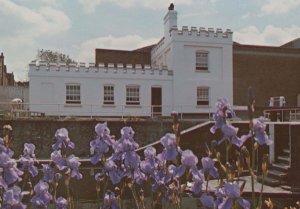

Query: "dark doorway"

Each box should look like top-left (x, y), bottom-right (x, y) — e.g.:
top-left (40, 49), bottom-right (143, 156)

top-left (151, 87), bottom-right (162, 117)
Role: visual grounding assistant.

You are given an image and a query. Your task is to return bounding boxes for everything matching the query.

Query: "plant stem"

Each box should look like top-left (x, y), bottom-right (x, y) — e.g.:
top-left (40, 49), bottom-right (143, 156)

top-left (131, 185), bottom-right (140, 209)
top-left (22, 172), bottom-right (28, 191)
top-left (101, 178), bottom-right (107, 209)
top-left (206, 174), bottom-right (210, 193)
top-left (251, 136), bottom-right (256, 209)
top-left (257, 172), bottom-right (265, 208)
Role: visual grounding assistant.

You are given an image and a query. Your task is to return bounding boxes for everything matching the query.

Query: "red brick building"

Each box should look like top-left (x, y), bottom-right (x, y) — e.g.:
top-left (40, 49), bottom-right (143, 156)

top-left (0, 52), bottom-right (15, 86)
top-left (95, 45), bottom-right (154, 68)
top-left (233, 40), bottom-right (300, 107)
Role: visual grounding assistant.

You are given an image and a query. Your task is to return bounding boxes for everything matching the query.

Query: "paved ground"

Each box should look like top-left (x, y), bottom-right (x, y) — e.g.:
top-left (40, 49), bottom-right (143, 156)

top-left (207, 176), bottom-right (292, 195)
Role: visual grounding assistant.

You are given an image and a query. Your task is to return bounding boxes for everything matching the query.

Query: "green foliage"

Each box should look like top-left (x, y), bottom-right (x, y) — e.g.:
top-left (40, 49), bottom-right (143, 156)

top-left (36, 49), bottom-right (76, 64)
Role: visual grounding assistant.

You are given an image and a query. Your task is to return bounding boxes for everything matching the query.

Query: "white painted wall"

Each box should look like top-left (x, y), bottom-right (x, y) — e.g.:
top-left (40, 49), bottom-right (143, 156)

top-left (151, 9), bottom-right (233, 114)
top-left (28, 8), bottom-right (233, 117)
top-left (29, 64), bottom-right (173, 116)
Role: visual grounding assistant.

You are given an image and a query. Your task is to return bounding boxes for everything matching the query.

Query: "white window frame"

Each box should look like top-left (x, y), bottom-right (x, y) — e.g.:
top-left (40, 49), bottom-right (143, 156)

top-left (66, 84), bottom-right (81, 104)
top-left (103, 85), bottom-right (114, 105)
top-left (195, 51), bottom-right (208, 71)
top-left (197, 87), bottom-right (209, 106)
top-left (126, 85), bottom-right (140, 105)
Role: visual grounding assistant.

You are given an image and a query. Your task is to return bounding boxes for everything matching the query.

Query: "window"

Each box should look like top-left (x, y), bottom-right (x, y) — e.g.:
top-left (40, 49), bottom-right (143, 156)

top-left (66, 84), bottom-right (81, 104)
top-left (196, 51), bottom-right (208, 71)
top-left (103, 85), bottom-right (114, 105)
top-left (126, 86), bottom-right (140, 105)
top-left (197, 87), bottom-right (209, 106)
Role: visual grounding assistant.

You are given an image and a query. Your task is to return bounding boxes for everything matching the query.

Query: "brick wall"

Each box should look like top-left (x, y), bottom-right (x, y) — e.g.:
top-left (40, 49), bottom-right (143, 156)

top-left (233, 44), bottom-right (300, 107)
top-left (95, 48), bottom-right (153, 68)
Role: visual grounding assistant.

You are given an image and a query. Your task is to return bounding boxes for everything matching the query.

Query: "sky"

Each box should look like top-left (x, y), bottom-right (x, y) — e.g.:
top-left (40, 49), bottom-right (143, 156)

top-left (1, 0), bottom-right (300, 81)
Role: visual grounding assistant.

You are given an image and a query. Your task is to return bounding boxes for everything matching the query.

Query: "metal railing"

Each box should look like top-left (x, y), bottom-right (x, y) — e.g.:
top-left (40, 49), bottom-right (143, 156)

top-left (263, 107), bottom-right (300, 122)
top-left (0, 102), bottom-right (219, 120)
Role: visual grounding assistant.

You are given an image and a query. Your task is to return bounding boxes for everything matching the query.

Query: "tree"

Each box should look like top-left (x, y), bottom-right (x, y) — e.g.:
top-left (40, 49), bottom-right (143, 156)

top-left (36, 49), bottom-right (76, 64)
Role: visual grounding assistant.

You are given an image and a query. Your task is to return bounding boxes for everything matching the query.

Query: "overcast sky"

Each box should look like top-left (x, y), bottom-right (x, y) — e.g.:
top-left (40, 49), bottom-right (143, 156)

top-left (1, 0), bottom-right (300, 81)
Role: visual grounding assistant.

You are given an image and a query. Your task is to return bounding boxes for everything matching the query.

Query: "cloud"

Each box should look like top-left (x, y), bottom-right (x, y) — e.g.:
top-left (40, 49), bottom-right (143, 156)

top-left (78, 0), bottom-right (193, 13)
top-left (260, 0), bottom-right (300, 15)
top-left (0, 0), bottom-right (71, 37)
top-left (76, 35), bottom-right (159, 62)
top-left (234, 25), bottom-right (300, 46)
top-left (41, 0), bottom-right (58, 6)
top-left (0, 0), bottom-right (71, 80)
top-left (77, 0), bottom-right (102, 13)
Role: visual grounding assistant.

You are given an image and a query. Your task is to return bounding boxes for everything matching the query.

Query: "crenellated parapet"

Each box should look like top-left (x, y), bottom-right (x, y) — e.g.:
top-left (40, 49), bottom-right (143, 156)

top-left (151, 37), bottom-right (165, 55)
top-left (29, 61), bottom-right (173, 76)
top-left (170, 26), bottom-right (232, 39)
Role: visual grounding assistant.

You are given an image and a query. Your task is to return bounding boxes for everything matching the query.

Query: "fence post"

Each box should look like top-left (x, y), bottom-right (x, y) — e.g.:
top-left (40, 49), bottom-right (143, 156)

top-left (151, 105), bottom-right (153, 119)
top-left (90, 104), bottom-right (93, 119)
top-left (58, 104), bottom-right (60, 119)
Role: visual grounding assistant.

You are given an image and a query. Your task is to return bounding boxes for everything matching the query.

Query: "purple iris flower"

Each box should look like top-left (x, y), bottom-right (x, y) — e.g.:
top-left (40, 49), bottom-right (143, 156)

top-left (41, 164), bottom-right (55, 183)
top-left (23, 143), bottom-right (36, 158)
top-left (19, 143), bottom-right (38, 177)
top-left (133, 169), bottom-right (147, 185)
top-left (0, 137), bottom-right (14, 157)
top-left (215, 98), bottom-right (234, 115)
top-left (218, 183), bottom-right (250, 209)
top-left (66, 154), bottom-right (82, 180)
top-left (90, 123), bottom-right (115, 165)
top-left (160, 133), bottom-right (178, 161)
top-left (200, 193), bottom-right (216, 209)
top-left (215, 187), bottom-right (226, 207)
top-left (124, 151), bottom-right (140, 170)
top-left (241, 117), bottom-right (272, 145)
top-left (140, 146), bottom-right (159, 177)
top-left (95, 122), bottom-right (115, 145)
top-left (52, 128), bottom-right (75, 151)
top-left (190, 170), bottom-right (204, 194)
top-left (176, 149), bottom-right (198, 178)
top-left (95, 171), bottom-right (105, 182)
top-left (90, 138), bottom-right (110, 165)
top-left (31, 181), bottom-right (52, 208)
top-left (210, 113), bottom-right (226, 134)
top-left (144, 146), bottom-right (156, 159)
top-left (0, 152), bottom-right (23, 185)
top-left (19, 156), bottom-right (38, 177)
top-left (200, 157), bottom-right (218, 179)
top-left (3, 186), bottom-right (26, 209)
top-left (105, 159), bottom-right (122, 185)
top-left (120, 126), bottom-right (135, 139)
top-left (103, 191), bottom-right (120, 209)
top-left (55, 196), bottom-right (68, 209)
top-left (151, 164), bottom-right (175, 192)
top-left (112, 127), bottom-right (139, 160)
top-left (50, 151), bottom-right (82, 180)
top-left (210, 98), bottom-right (236, 132)
top-left (51, 150), bottom-right (65, 170)
top-left (0, 174), bottom-right (8, 190)
top-left (140, 159), bottom-right (156, 176)
top-left (218, 124), bottom-right (244, 147)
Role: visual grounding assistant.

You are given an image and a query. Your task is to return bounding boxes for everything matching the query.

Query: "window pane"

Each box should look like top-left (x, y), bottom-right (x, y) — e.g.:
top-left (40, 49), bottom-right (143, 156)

top-left (196, 51), bottom-right (208, 71)
top-left (104, 85), bottom-right (114, 105)
top-left (126, 86), bottom-right (140, 105)
top-left (197, 87), bottom-right (209, 106)
top-left (66, 84), bottom-right (81, 104)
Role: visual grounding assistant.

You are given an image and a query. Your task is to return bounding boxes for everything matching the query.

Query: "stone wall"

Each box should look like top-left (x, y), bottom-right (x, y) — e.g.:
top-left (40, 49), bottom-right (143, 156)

top-left (0, 119), bottom-right (198, 158)
top-left (0, 86), bottom-right (29, 112)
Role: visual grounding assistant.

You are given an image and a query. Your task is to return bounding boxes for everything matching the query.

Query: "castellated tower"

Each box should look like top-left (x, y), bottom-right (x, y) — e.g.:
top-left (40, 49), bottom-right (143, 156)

top-left (152, 3), bottom-right (234, 114)
top-left (164, 3), bottom-right (177, 37)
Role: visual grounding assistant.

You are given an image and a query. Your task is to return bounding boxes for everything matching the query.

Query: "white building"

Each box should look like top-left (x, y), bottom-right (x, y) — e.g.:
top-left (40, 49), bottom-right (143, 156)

top-left (28, 5), bottom-right (233, 118)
